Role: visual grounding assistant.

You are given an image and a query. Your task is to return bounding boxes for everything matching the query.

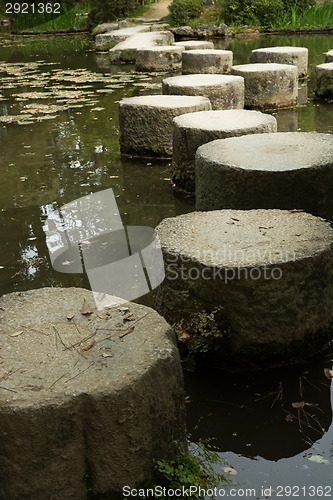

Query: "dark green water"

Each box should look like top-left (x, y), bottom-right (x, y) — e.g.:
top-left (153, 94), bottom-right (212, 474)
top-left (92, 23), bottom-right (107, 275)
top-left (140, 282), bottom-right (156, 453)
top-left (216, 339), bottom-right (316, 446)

top-left (0, 32), bottom-right (333, 498)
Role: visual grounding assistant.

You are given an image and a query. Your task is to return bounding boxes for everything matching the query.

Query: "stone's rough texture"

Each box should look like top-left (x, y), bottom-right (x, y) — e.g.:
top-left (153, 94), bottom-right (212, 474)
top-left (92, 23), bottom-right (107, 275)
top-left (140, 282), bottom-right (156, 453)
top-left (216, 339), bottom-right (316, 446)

top-left (92, 22), bottom-right (119, 36)
top-left (172, 109), bottom-right (277, 192)
top-left (173, 40), bottom-right (214, 50)
top-left (251, 46), bottom-right (308, 77)
top-left (195, 132), bottom-right (333, 220)
top-left (136, 46), bottom-right (184, 72)
top-left (118, 20), bottom-right (129, 29)
top-left (169, 25), bottom-right (194, 38)
top-left (162, 74), bottom-right (244, 110)
top-left (314, 62), bottom-right (333, 97)
top-left (182, 49), bottom-right (233, 75)
top-left (109, 31), bottom-right (175, 63)
top-left (153, 210), bottom-right (333, 369)
top-left (95, 25), bottom-right (150, 51)
top-left (193, 24), bottom-right (232, 38)
top-left (0, 287), bottom-right (186, 500)
top-left (119, 95), bottom-right (211, 158)
top-left (231, 63), bottom-right (298, 109)
top-left (325, 50), bottom-right (333, 63)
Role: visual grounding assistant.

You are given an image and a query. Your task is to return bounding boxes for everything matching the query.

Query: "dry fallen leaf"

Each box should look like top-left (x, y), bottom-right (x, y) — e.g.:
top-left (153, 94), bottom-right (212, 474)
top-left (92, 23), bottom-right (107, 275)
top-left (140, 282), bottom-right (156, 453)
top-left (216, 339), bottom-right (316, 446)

top-left (97, 312), bottom-right (108, 320)
top-left (285, 413), bottom-right (294, 422)
top-left (324, 368), bottom-right (333, 380)
top-left (67, 313), bottom-right (74, 320)
top-left (292, 401), bottom-right (305, 408)
top-left (10, 330), bottom-right (23, 337)
top-left (221, 466), bottom-right (237, 475)
top-left (119, 325), bottom-right (135, 338)
top-left (81, 339), bottom-right (95, 351)
top-left (102, 352), bottom-right (112, 358)
top-left (81, 299), bottom-right (93, 315)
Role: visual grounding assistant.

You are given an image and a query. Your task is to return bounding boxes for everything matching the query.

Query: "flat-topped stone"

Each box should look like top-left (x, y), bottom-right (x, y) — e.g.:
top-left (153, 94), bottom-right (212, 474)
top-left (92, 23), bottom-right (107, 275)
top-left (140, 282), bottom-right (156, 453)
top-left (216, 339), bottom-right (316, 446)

top-left (109, 31), bottom-right (174, 63)
top-left (251, 46), bottom-right (308, 77)
top-left (172, 109), bottom-right (277, 192)
top-left (162, 74), bottom-right (244, 110)
top-left (314, 62), bottom-right (333, 98)
top-left (153, 209), bottom-right (333, 369)
top-left (195, 132), bottom-right (333, 220)
top-left (173, 40), bottom-right (214, 50)
top-left (0, 287), bottom-right (186, 499)
top-left (325, 50), bottom-right (333, 63)
top-left (182, 49), bottom-right (233, 75)
top-left (95, 25), bottom-right (150, 51)
top-left (119, 94), bottom-right (211, 158)
top-left (231, 63), bottom-right (298, 109)
top-left (136, 45), bottom-right (184, 72)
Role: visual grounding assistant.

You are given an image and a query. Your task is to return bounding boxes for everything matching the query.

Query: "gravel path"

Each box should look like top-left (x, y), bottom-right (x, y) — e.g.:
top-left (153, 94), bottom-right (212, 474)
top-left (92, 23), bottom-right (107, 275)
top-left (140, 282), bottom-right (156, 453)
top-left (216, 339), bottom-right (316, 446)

top-left (144, 0), bottom-right (172, 20)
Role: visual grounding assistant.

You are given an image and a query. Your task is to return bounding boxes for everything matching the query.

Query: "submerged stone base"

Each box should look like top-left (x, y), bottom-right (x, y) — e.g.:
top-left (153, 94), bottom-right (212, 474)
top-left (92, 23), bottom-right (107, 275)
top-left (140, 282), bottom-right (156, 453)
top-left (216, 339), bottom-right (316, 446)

top-left (231, 63), bottom-right (298, 109)
top-left (119, 94), bottom-right (211, 158)
top-left (314, 62), bottom-right (333, 98)
top-left (153, 210), bottom-right (333, 370)
top-left (0, 288), bottom-right (186, 499)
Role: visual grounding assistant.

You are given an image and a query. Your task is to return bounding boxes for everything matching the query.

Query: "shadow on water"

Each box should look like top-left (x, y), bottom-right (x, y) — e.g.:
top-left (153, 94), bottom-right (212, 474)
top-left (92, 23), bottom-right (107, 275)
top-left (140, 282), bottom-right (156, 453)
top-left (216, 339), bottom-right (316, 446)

top-left (0, 32), bottom-right (333, 494)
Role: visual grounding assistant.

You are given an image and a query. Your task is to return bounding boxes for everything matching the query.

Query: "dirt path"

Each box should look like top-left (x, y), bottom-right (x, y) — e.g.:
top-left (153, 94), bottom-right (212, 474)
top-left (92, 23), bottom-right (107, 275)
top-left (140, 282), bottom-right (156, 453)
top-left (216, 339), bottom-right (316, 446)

top-left (143, 0), bottom-right (172, 20)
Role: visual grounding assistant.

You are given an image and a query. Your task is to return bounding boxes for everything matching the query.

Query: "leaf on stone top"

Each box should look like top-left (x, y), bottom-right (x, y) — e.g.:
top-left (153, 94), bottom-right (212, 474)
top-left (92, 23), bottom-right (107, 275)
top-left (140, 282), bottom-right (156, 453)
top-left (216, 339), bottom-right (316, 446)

top-left (81, 299), bottom-right (93, 315)
top-left (10, 330), bottom-right (23, 337)
top-left (67, 313), bottom-right (74, 320)
top-left (97, 312), bottom-right (108, 320)
top-left (285, 413), bottom-right (294, 422)
top-left (221, 466), bottom-right (237, 475)
top-left (324, 368), bottom-right (333, 380)
top-left (305, 454), bottom-right (330, 465)
top-left (292, 401), bottom-right (305, 408)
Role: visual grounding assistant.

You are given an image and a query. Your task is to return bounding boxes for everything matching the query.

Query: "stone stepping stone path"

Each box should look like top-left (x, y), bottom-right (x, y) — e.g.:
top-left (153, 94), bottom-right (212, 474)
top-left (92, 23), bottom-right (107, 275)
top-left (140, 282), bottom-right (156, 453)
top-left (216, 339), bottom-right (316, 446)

top-left (251, 46), bottom-right (308, 77)
top-left (118, 94), bottom-right (211, 157)
top-left (172, 109), bottom-right (277, 192)
top-left (136, 45), bottom-right (184, 72)
top-left (153, 209), bottom-right (333, 369)
top-left (314, 62), bottom-right (333, 98)
top-left (195, 132), bottom-right (333, 221)
top-left (109, 30), bottom-right (175, 63)
top-left (162, 74), bottom-right (244, 110)
top-left (231, 63), bottom-right (298, 109)
top-left (182, 49), bottom-right (233, 75)
top-left (0, 287), bottom-right (186, 499)
top-left (95, 25), bottom-right (150, 51)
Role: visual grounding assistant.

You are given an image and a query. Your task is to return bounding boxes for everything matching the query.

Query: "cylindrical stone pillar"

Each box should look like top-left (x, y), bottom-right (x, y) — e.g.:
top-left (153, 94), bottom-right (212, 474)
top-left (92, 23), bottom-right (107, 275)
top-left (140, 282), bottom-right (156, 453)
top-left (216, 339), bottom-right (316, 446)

top-left (251, 46), bottom-right (308, 77)
top-left (172, 109), bottom-right (277, 192)
top-left (314, 62), bottom-right (333, 98)
top-left (182, 49), bottom-right (233, 75)
top-left (231, 63), bottom-right (298, 109)
top-left (195, 132), bottom-right (333, 221)
top-left (162, 74), bottom-right (244, 110)
top-left (153, 209), bottom-right (333, 369)
top-left (136, 46), bottom-right (184, 72)
top-left (118, 94), bottom-right (211, 157)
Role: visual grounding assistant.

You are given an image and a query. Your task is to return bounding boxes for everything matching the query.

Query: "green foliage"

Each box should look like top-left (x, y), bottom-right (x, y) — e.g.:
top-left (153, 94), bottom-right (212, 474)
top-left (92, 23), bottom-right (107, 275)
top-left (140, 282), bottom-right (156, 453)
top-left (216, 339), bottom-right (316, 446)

top-left (272, 1), bottom-right (333, 28)
top-left (152, 438), bottom-right (230, 499)
top-left (174, 304), bottom-right (230, 370)
top-left (224, 0), bottom-right (315, 27)
top-left (90, 0), bottom-right (143, 24)
top-left (169, 0), bottom-right (205, 25)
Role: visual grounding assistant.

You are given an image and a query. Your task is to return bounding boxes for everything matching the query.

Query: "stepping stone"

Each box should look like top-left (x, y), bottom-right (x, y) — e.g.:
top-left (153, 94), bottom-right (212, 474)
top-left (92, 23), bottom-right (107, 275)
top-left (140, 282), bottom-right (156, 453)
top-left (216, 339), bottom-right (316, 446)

top-left (95, 25), bottom-right (150, 50)
top-left (325, 50), bottom-right (333, 63)
top-left (195, 132), bottom-right (333, 221)
top-left (231, 63), bottom-right (298, 109)
top-left (162, 74), bottom-right (244, 110)
top-left (118, 94), bottom-right (211, 157)
top-left (0, 287), bottom-right (186, 499)
top-left (314, 62), bottom-right (333, 98)
top-left (182, 49), bottom-right (233, 75)
top-left (172, 109), bottom-right (277, 192)
top-left (109, 31), bottom-right (174, 63)
top-left (136, 45), bottom-right (184, 72)
top-left (173, 40), bottom-right (214, 50)
top-left (153, 209), bottom-right (333, 369)
top-left (251, 46), bottom-right (308, 77)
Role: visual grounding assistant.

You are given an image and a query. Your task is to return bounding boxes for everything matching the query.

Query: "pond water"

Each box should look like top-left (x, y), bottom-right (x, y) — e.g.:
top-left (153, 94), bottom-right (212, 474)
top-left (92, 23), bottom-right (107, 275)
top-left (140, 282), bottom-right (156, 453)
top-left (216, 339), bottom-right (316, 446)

top-left (0, 32), bottom-right (333, 498)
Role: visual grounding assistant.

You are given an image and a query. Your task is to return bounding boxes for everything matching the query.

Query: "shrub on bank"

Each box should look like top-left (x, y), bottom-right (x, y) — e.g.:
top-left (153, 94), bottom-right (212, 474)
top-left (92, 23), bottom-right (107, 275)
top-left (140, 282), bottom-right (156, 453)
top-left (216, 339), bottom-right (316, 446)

top-left (169, 0), bottom-right (205, 25)
top-left (90, 0), bottom-right (143, 24)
